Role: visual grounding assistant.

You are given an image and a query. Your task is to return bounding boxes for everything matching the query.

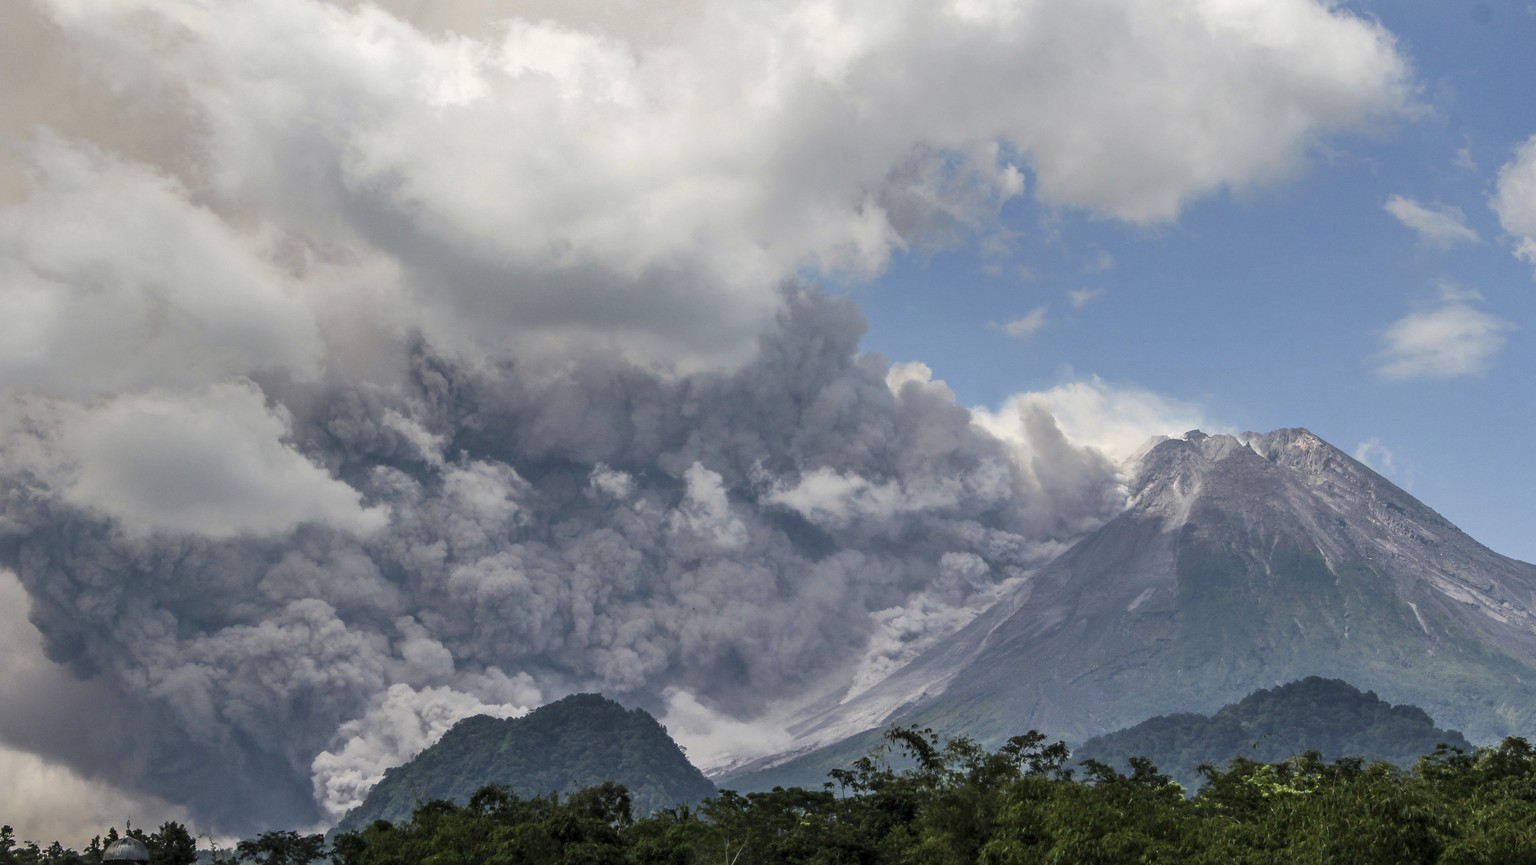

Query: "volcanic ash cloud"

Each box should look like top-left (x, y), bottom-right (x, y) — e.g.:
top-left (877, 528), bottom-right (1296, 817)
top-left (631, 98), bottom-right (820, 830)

top-left (0, 0), bottom-right (1411, 833)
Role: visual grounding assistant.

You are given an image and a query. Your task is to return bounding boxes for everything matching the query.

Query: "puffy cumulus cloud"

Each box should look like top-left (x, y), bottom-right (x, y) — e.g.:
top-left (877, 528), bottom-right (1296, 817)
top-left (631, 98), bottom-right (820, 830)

top-left (22, 0), bottom-right (1409, 365)
top-left (0, 290), bottom-right (1128, 832)
top-left (1377, 299), bottom-right (1514, 380)
top-left (1493, 135), bottom-right (1536, 272)
top-left (1384, 195), bottom-right (1481, 248)
top-left (0, 139), bottom-right (324, 398)
top-left (588, 464), bottom-right (637, 501)
top-left (325, 0), bottom-right (708, 43)
top-left (974, 375), bottom-right (1214, 463)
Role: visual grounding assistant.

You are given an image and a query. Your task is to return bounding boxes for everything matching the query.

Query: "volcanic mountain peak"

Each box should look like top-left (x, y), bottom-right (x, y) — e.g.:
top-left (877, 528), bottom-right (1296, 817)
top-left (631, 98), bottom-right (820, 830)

top-left (1130, 429), bottom-right (1535, 634)
top-left (744, 426), bottom-right (1536, 789)
top-left (1126, 428), bottom-right (1442, 555)
top-left (1132, 427), bottom-right (1349, 474)
top-left (1129, 427), bottom-right (1344, 494)
top-left (1124, 430), bottom-right (1263, 523)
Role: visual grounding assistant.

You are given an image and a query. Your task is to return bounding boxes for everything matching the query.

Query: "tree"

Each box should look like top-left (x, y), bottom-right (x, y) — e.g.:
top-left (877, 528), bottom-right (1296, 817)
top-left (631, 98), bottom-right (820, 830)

top-left (146, 824), bottom-right (195, 865)
top-left (1, 827), bottom-right (21, 865)
top-left (234, 832), bottom-right (326, 865)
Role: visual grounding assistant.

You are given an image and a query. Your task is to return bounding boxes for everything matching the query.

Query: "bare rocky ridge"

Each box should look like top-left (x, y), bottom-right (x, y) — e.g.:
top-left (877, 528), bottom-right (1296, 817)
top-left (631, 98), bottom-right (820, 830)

top-left (726, 428), bottom-right (1536, 789)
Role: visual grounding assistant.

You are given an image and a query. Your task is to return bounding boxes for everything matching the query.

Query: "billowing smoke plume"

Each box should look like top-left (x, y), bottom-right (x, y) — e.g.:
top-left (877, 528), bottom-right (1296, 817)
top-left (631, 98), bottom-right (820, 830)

top-left (1, 288), bottom-right (1124, 828)
top-left (0, 0), bottom-right (1409, 836)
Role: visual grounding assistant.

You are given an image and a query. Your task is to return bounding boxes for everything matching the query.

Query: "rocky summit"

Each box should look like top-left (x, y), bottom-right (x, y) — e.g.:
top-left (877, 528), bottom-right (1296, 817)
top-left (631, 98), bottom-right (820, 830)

top-left (733, 428), bottom-right (1536, 789)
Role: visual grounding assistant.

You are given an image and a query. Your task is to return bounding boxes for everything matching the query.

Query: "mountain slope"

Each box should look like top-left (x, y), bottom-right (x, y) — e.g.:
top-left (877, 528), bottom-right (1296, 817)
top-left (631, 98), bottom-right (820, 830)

top-left (335, 694), bottom-right (715, 833)
top-left (1074, 676), bottom-right (1471, 790)
top-left (728, 429), bottom-right (1536, 789)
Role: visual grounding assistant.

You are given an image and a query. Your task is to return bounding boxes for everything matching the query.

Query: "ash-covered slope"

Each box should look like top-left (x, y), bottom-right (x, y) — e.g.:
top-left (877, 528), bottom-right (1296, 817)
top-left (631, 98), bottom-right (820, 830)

top-left (731, 429), bottom-right (1536, 788)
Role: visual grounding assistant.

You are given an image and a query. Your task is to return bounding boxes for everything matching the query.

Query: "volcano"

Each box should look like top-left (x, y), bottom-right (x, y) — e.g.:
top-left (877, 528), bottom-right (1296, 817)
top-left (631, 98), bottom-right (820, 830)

top-left (731, 429), bottom-right (1536, 787)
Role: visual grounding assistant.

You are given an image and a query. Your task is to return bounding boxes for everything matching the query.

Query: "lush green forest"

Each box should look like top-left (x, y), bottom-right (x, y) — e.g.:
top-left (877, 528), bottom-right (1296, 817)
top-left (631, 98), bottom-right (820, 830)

top-left (337, 694), bottom-right (716, 833)
top-left (329, 730), bottom-right (1536, 865)
top-left (18, 726), bottom-right (1536, 865)
top-left (1075, 676), bottom-right (1472, 791)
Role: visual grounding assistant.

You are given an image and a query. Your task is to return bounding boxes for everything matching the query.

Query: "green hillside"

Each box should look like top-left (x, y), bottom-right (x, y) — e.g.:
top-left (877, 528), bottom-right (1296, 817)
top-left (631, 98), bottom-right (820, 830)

top-left (1075, 676), bottom-right (1470, 791)
top-left (334, 694), bottom-right (715, 833)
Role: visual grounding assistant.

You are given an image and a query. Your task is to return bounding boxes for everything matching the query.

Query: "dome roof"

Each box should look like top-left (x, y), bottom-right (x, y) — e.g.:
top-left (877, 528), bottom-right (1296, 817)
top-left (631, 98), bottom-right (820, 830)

top-left (103, 838), bottom-right (151, 863)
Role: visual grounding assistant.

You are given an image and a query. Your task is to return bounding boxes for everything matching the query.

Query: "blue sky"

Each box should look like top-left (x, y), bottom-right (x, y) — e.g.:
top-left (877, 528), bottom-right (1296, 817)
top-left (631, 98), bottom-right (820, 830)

top-left (857, 0), bottom-right (1536, 562)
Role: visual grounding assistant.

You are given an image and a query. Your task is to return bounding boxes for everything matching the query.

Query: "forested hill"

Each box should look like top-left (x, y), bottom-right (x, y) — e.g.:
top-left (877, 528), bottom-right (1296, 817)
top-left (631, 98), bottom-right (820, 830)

top-left (334, 694), bottom-right (715, 833)
top-left (1075, 676), bottom-right (1470, 790)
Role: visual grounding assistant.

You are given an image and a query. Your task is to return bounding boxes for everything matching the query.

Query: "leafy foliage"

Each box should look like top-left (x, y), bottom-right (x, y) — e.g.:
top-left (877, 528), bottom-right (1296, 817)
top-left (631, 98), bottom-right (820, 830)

top-left (328, 728), bottom-right (1536, 865)
top-left (233, 832), bottom-right (326, 865)
top-left (1, 823), bottom-right (200, 865)
top-left (13, 726), bottom-right (1536, 864)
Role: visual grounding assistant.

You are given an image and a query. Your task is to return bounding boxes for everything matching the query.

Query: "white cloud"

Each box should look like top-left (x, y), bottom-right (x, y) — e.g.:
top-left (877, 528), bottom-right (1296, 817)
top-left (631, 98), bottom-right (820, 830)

top-left (1493, 134), bottom-right (1536, 273)
top-left (1353, 437), bottom-right (1398, 477)
top-left (1068, 288), bottom-right (1106, 308)
top-left (21, 0), bottom-right (1411, 365)
top-left (1377, 302), bottom-right (1514, 380)
top-left (588, 464), bottom-right (637, 500)
top-left (995, 305), bottom-right (1050, 339)
top-left (1384, 195), bottom-right (1481, 247)
top-left (0, 139), bottom-right (325, 399)
top-left (61, 383), bottom-right (389, 539)
top-left (974, 376), bottom-right (1213, 463)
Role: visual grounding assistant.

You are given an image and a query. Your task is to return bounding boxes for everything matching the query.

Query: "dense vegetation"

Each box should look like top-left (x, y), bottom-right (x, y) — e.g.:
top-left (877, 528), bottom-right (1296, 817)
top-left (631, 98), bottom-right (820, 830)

top-left (335, 694), bottom-right (716, 833)
top-left (13, 724), bottom-right (1536, 864)
top-left (1075, 676), bottom-right (1471, 790)
top-left (0, 823), bottom-right (198, 865)
top-left (325, 729), bottom-right (1536, 865)
top-left (0, 824), bottom-right (332, 865)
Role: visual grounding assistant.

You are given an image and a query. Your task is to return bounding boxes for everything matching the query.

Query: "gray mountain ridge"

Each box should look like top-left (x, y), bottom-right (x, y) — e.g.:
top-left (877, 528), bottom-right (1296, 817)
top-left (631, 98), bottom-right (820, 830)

top-left (724, 428), bottom-right (1536, 789)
